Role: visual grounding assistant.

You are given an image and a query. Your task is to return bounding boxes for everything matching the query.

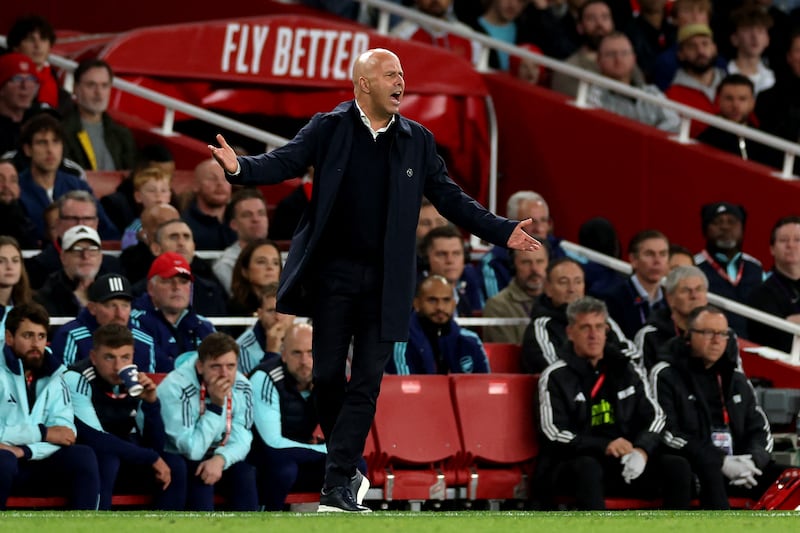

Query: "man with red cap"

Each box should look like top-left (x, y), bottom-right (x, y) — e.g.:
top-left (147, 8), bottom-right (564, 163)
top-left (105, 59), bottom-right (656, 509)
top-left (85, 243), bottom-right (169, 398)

top-left (132, 252), bottom-right (215, 371)
top-left (0, 52), bottom-right (39, 155)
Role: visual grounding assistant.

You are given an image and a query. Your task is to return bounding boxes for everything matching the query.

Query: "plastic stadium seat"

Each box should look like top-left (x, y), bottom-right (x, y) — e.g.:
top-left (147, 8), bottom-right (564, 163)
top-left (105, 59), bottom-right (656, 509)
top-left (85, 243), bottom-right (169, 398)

top-left (483, 343), bottom-right (523, 373)
top-left (372, 375), bottom-right (464, 504)
top-left (450, 374), bottom-right (538, 505)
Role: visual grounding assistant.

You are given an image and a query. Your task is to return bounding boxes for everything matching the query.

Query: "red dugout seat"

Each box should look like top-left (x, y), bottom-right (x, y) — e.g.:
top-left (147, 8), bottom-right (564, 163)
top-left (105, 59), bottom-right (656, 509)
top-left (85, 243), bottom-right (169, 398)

top-left (483, 343), bottom-right (523, 373)
top-left (450, 374), bottom-right (538, 504)
top-left (372, 375), bottom-right (464, 503)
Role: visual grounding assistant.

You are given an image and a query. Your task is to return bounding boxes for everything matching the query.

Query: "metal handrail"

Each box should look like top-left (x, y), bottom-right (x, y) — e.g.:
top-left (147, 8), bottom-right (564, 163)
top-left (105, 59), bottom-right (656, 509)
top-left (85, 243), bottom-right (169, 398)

top-left (358, 0), bottom-right (800, 178)
top-left (559, 240), bottom-right (800, 339)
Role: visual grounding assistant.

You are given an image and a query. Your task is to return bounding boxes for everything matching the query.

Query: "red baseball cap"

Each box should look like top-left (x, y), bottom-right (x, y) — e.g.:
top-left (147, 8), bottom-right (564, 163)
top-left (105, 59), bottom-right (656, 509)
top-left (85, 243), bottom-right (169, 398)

top-left (0, 53), bottom-right (36, 87)
top-left (147, 252), bottom-right (194, 281)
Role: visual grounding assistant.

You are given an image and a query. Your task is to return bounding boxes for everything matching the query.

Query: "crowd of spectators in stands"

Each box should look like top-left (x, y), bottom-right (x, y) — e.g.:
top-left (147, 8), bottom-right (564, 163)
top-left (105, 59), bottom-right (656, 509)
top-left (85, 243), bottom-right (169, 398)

top-left (1, 3), bottom-right (799, 512)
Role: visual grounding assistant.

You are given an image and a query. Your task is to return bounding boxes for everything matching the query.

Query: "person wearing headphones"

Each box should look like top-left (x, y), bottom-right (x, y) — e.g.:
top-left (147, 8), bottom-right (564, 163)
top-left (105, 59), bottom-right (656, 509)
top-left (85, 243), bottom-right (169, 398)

top-left (650, 305), bottom-right (785, 509)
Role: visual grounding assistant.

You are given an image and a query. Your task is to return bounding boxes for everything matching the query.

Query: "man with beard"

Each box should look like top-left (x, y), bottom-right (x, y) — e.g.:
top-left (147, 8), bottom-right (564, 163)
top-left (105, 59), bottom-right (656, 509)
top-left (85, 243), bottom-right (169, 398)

top-left (247, 323), bottom-right (336, 510)
top-left (694, 202), bottom-right (763, 337)
top-left (696, 74), bottom-right (776, 166)
top-left (34, 225), bottom-right (104, 327)
top-left (182, 159), bottom-right (236, 250)
top-left (552, 0), bottom-right (619, 97)
top-left (482, 246), bottom-right (549, 343)
top-left (521, 258), bottom-right (636, 374)
top-left (0, 302), bottom-right (100, 510)
top-left (387, 275), bottom-right (489, 374)
top-left (747, 216), bottom-right (800, 352)
top-left (665, 23), bottom-right (727, 136)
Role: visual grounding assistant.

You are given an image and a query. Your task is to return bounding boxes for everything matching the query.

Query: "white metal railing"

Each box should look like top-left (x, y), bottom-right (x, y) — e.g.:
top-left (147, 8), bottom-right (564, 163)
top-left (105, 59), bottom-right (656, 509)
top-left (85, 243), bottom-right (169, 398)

top-left (560, 240), bottom-right (800, 365)
top-left (358, 0), bottom-right (800, 179)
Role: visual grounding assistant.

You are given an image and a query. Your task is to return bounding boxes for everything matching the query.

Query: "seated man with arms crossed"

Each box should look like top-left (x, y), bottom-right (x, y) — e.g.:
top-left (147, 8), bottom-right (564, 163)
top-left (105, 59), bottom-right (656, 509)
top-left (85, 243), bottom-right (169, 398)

top-left (0, 303), bottom-right (100, 509)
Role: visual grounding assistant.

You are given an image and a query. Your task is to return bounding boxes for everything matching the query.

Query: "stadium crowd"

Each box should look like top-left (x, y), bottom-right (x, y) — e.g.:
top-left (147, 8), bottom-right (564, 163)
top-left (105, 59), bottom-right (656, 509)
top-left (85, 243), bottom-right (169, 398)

top-left (1, 0), bottom-right (798, 512)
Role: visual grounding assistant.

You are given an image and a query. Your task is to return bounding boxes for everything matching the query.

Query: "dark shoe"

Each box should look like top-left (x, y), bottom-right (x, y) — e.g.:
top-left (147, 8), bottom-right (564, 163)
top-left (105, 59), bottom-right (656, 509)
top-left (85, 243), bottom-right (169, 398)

top-left (350, 470), bottom-right (370, 505)
top-left (317, 486), bottom-right (371, 513)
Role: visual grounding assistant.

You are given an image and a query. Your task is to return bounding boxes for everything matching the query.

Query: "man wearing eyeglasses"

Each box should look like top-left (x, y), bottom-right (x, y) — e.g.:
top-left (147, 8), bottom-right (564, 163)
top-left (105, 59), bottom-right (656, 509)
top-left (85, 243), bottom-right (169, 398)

top-left (650, 305), bottom-right (784, 508)
top-left (34, 225), bottom-right (103, 331)
top-left (0, 52), bottom-right (39, 155)
top-left (25, 190), bottom-right (123, 290)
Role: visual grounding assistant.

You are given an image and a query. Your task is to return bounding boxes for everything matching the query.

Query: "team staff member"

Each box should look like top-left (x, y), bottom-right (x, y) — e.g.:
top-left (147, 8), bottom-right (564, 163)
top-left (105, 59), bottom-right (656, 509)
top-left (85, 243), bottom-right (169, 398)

top-left (536, 297), bottom-right (692, 510)
top-left (0, 303), bottom-right (100, 509)
top-left (209, 48), bottom-right (540, 512)
top-left (651, 305), bottom-right (784, 508)
top-left (64, 324), bottom-right (186, 510)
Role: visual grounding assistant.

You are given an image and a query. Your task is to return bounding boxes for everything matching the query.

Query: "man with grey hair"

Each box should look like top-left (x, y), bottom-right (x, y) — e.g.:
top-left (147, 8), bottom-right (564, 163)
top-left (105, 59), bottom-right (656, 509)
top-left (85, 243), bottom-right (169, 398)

top-left (26, 189), bottom-right (122, 289)
top-left (34, 225), bottom-right (104, 325)
top-left (481, 190), bottom-right (565, 298)
top-left (634, 265), bottom-right (709, 370)
top-left (535, 295), bottom-right (692, 510)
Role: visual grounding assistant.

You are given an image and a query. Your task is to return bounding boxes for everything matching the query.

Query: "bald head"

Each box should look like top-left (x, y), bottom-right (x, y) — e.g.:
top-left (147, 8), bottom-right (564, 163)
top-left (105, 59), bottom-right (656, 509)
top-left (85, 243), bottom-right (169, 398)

top-left (281, 322), bottom-right (313, 389)
top-left (193, 158), bottom-right (231, 211)
top-left (352, 48), bottom-right (398, 87)
top-left (352, 48), bottom-right (405, 129)
top-left (141, 203), bottom-right (180, 244)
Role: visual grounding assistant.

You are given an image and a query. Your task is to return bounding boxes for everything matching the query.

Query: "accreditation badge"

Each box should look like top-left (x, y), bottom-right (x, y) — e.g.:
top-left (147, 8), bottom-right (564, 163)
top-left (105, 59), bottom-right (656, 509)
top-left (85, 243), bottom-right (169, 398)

top-left (710, 427), bottom-right (733, 456)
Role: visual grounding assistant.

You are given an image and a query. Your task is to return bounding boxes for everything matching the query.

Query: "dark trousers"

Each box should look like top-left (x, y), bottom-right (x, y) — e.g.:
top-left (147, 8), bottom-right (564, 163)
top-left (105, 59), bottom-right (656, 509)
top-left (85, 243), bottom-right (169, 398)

top-left (311, 259), bottom-right (394, 489)
top-left (95, 451), bottom-right (187, 510)
top-left (185, 458), bottom-right (258, 511)
top-left (550, 453), bottom-right (693, 510)
top-left (0, 445), bottom-right (100, 510)
top-left (250, 446), bottom-right (327, 511)
top-left (684, 447), bottom-right (730, 510)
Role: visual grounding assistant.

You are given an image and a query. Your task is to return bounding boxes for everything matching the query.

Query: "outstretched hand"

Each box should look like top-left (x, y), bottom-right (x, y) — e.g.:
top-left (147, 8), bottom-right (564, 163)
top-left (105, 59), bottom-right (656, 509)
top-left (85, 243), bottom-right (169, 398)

top-left (507, 218), bottom-right (543, 252)
top-left (208, 133), bottom-right (238, 174)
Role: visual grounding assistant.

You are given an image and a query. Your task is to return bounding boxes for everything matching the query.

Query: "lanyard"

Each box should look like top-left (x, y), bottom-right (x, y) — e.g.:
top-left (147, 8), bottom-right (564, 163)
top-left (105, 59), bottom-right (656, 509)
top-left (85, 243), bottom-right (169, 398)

top-left (716, 373), bottom-right (730, 427)
top-left (702, 250), bottom-right (744, 287)
top-left (591, 373), bottom-right (606, 400)
top-left (199, 383), bottom-right (233, 447)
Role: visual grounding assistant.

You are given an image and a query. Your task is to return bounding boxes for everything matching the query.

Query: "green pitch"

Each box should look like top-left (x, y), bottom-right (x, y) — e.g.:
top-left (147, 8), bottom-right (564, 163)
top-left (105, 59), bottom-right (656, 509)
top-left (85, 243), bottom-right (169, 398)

top-left (1, 511), bottom-right (798, 533)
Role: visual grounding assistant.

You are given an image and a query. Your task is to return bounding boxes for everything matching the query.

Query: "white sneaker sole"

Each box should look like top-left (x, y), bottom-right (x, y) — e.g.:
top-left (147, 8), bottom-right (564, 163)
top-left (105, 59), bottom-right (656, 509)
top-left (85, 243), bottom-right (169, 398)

top-left (316, 504), bottom-right (372, 513)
